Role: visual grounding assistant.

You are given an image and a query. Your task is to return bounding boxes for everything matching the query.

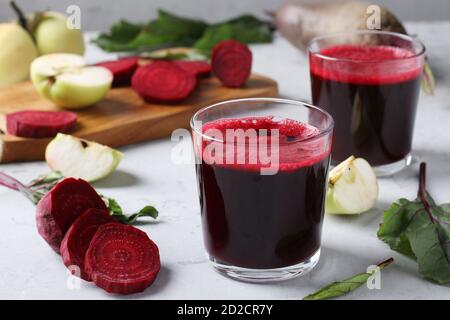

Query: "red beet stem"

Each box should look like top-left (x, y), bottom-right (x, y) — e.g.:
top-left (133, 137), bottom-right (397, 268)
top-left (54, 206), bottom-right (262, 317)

top-left (85, 223), bottom-right (160, 294)
top-left (6, 110), bottom-right (77, 138)
top-left (0, 172), bottom-right (36, 201)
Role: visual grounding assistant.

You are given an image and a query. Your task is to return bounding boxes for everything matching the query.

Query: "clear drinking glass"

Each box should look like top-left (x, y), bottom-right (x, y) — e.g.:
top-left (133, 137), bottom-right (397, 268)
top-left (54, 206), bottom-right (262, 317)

top-left (190, 98), bottom-right (334, 282)
top-left (308, 31), bottom-right (426, 176)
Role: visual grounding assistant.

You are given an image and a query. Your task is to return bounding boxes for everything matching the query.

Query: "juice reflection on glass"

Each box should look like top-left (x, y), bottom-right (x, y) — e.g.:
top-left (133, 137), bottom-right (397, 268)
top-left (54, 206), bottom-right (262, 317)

top-left (309, 31), bottom-right (426, 176)
top-left (191, 98), bottom-right (333, 282)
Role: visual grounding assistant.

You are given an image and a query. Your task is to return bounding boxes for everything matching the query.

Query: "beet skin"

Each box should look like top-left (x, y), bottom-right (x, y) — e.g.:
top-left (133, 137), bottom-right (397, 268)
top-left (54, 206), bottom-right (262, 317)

top-left (60, 208), bottom-right (114, 280)
top-left (36, 178), bottom-right (107, 253)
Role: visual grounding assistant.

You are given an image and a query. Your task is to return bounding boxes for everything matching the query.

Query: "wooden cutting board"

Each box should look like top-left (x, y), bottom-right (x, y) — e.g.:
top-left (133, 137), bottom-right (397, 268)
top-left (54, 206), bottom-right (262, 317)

top-left (0, 74), bottom-right (278, 163)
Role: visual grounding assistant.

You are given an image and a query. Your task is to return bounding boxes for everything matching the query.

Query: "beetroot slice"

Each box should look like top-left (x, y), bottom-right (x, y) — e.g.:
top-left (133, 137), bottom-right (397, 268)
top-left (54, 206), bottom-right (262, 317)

top-left (6, 110), bottom-right (77, 138)
top-left (131, 61), bottom-right (197, 102)
top-left (174, 60), bottom-right (211, 77)
top-left (96, 57), bottom-right (139, 87)
top-left (85, 223), bottom-right (160, 295)
top-left (60, 208), bottom-right (114, 281)
top-left (211, 40), bottom-right (252, 88)
top-left (36, 178), bottom-right (108, 253)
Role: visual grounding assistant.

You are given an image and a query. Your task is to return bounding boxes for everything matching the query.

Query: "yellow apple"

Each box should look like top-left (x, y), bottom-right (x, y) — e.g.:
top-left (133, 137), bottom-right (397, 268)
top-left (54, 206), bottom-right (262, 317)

top-left (46, 133), bottom-right (123, 182)
top-left (326, 156), bottom-right (379, 215)
top-left (32, 12), bottom-right (85, 55)
top-left (0, 23), bottom-right (38, 87)
top-left (31, 54), bottom-right (113, 109)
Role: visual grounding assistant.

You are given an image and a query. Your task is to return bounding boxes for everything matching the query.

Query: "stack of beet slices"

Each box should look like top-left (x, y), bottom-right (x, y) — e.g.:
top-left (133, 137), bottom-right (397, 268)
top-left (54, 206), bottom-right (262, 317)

top-left (5, 41), bottom-right (252, 139)
top-left (95, 39), bottom-right (252, 104)
top-left (36, 177), bottom-right (160, 295)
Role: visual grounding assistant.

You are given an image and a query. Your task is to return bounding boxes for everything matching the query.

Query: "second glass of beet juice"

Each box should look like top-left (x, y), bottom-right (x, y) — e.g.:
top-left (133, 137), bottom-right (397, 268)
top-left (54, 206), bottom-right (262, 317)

top-left (191, 98), bottom-right (333, 282)
top-left (309, 31), bottom-right (426, 176)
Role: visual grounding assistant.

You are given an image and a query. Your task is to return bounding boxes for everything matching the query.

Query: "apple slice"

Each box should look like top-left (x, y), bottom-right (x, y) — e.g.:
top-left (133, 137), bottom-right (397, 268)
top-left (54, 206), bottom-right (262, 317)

top-left (326, 156), bottom-right (378, 215)
top-left (45, 133), bottom-right (123, 182)
top-left (31, 54), bottom-right (112, 109)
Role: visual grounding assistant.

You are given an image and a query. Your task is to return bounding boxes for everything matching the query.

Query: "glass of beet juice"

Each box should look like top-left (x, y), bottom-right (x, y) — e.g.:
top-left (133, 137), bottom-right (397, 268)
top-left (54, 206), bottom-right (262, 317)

top-left (309, 31), bottom-right (426, 176)
top-left (190, 98), bottom-right (333, 282)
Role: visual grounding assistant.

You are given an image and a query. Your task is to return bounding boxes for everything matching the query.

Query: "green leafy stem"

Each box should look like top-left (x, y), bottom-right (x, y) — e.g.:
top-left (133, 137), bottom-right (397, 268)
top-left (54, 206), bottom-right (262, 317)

top-left (378, 162), bottom-right (450, 284)
top-left (303, 258), bottom-right (394, 300)
top-left (93, 10), bottom-right (273, 54)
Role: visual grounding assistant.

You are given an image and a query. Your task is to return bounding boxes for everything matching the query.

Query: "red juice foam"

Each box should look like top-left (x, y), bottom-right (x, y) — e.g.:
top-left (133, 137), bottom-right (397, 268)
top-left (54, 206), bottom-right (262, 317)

top-left (196, 117), bottom-right (331, 269)
top-left (201, 116), bottom-right (330, 172)
top-left (310, 44), bottom-right (423, 166)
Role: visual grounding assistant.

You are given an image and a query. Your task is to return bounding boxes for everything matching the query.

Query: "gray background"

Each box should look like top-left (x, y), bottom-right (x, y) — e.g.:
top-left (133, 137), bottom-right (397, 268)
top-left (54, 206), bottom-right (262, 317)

top-left (1, 0), bottom-right (449, 31)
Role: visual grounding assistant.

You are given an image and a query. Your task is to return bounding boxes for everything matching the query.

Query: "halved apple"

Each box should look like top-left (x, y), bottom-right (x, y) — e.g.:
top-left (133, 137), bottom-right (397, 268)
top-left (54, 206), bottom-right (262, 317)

top-left (45, 133), bottom-right (123, 182)
top-left (325, 156), bottom-right (378, 215)
top-left (31, 53), bottom-right (112, 109)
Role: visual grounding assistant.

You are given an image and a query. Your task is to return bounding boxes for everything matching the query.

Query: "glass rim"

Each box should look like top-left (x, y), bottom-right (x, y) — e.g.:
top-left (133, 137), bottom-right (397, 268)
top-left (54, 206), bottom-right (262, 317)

top-left (307, 30), bottom-right (426, 63)
top-left (190, 97), bottom-right (334, 144)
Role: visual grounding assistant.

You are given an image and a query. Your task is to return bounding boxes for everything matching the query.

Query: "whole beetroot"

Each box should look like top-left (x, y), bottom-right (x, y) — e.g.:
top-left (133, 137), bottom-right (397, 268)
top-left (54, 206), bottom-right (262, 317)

top-left (275, 0), bottom-right (406, 51)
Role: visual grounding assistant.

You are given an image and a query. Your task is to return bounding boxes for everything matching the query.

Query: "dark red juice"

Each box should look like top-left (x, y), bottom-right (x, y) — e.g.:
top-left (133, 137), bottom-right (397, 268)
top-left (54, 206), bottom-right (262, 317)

top-left (196, 117), bottom-right (331, 269)
top-left (310, 45), bottom-right (422, 166)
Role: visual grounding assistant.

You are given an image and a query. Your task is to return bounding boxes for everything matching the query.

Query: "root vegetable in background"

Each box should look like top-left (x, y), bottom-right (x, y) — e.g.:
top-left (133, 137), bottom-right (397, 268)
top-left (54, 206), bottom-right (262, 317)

top-left (273, 0), bottom-right (435, 94)
top-left (274, 0), bottom-right (406, 51)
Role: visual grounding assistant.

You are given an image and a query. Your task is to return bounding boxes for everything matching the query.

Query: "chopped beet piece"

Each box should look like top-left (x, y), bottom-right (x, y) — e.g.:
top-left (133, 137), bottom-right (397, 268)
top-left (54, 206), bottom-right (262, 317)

top-left (212, 40), bottom-right (252, 88)
top-left (6, 110), bottom-right (77, 138)
top-left (36, 178), bottom-right (107, 253)
top-left (131, 61), bottom-right (197, 103)
top-left (85, 223), bottom-right (160, 294)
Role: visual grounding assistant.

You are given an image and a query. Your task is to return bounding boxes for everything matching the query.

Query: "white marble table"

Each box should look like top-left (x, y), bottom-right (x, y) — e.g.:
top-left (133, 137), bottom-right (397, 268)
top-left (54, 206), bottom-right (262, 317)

top-left (1, 21), bottom-right (449, 300)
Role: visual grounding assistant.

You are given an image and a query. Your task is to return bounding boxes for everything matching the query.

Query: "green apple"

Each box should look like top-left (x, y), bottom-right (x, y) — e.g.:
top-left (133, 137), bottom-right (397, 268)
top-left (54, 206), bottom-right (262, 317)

top-left (31, 11), bottom-right (85, 55)
top-left (0, 23), bottom-right (38, 87)
top-left (31, 53), bottom-right (113, 109)
top-left (46, 133), bottom-right (123, 182)
top-left (326, 156), bottom-right (379, 215)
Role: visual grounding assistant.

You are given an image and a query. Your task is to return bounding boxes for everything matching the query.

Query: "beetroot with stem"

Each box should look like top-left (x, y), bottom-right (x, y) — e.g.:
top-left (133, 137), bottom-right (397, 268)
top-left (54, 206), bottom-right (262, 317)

top-left (6, 110), bottom-right (77, 138)
top-left (85, 223), bottom-right (160, 295)
top-left (60, 208), bottom-right (114, 280)
top-left (36, 177), bottom-right (108, 253)
top-left (96, 57), bottom-right (139, 87)
top-left (131, 61), bottom-right (197, 102)
top-left (211, 40), bottom-right (252, 88)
